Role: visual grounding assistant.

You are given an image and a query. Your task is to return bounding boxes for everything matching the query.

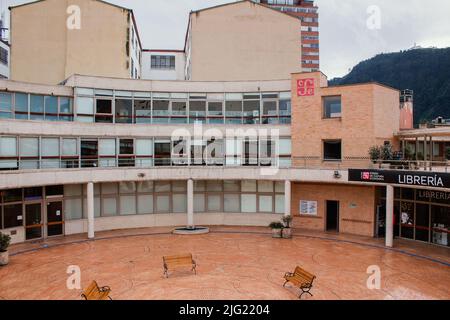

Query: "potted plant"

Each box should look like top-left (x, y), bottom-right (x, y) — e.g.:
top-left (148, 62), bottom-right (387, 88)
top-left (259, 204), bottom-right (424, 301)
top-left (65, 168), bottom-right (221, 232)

top-left (368, 146), bottom-right (381, 164)
top-left (282, 215), bottom-right (293, 239)
top-left (0, 232), bottom-right (11, 266)
top-left (268, 222), bottom-right (284, 238)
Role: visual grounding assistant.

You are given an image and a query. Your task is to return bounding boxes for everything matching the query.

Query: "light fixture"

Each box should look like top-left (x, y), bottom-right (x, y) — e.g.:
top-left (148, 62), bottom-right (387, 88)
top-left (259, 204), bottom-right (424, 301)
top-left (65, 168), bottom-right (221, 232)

top-left (334, 171), bottom-right (342, 179)
top-left (138, 173), bottom-right (146, 178)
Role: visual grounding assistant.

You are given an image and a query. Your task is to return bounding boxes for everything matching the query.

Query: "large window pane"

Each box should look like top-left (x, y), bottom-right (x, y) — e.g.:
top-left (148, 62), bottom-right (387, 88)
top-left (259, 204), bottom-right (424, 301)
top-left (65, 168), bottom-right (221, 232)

top-left (65, 199), bottom-right (82, 220)
top-left (3, 204), bottom-right (23, 228)
top-left (173, 194), bottom-right (187, 213)
top-left (207, 195), bottom-right (221, 212)
top-left (259, 195), bottom-right (273, 213)
top-left (45, 96), bottom-right (58, 114)
top-left (30, 95), bottom-right (44, 113)
top-left (0, 137), bottom-right (17, 156)
top-left (224, 194), bottom-right (240, 212)
top-left (42, 138), bottom-right (59, 157)
top-left (15, 93), bottom-right (28, 114)
top-left (62, 138), bottom-right (77, 156)
top-left (241, 194), bottom-right (257, 213)
top-left (324, 140), bottom-right (342, 161)
top-left (76, 97), bottom-right (94, 114)
top-left (194, 194), bottom-right (205, 212)
top-left (242, 180), bottom-right (257, 192)
top-left (156, 195), bottom-right (170, 213)
top-left (0, 92), bottom-right (12, 112)
top-left (115, 99), bottom-right (133, 123)
top-left (99, 139), bottom-right (116, 156)
top-left (137, 194), bottom-right (153, 214)
top-left (119, 182), bottom-right (136, 193)
top-left (20, 137), bottom-right (39, 157)
top-left (60, 97), bottom-right (72, 114)
top-left (275, 194), bottom-right (285, 214)
top-left (120, 195), bottom-right (136, 215)
top-left (64, 184), bottom-right (82, 197)
top-left (103, 198), bottom-right (118, 216)
top-left (323, 96), bottom-right (342, 118)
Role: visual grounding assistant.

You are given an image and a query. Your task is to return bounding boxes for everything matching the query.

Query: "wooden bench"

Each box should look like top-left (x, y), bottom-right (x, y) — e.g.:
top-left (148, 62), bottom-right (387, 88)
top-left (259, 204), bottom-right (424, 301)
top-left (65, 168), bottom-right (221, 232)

top-left (163, 253), bottom-right (197, 278)
top-left (81, 280), bottom-right (112, 300)
top-left (283, 266), bottom-right (316, 299)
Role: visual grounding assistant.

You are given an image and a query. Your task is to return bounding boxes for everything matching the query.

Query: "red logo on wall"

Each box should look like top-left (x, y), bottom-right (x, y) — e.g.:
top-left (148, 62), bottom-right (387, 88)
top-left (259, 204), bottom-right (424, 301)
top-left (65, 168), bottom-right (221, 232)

top-left (362, 172), bottom-right (370, 180)
top-left (297, 78), bottom-right (315, 96)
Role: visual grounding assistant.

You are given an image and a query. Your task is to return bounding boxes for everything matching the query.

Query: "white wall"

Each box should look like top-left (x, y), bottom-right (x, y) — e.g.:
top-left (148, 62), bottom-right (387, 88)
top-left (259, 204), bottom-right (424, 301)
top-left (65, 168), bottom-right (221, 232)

top-left (141, 51), bottom-right (186, 81)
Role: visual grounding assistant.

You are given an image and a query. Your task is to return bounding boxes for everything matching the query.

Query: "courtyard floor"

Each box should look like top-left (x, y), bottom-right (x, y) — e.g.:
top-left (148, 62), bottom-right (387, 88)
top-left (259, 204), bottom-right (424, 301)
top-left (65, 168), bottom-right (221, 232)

top-left (0, 227), bottom-right (449, 300)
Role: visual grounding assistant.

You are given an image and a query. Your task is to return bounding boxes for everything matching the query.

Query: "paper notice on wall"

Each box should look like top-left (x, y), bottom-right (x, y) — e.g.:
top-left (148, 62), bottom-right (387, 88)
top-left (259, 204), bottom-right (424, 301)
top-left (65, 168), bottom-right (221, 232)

top-left (56, 210), bottom-right (61, 216)
top-left (299, 200), bottom-right (318, 216)
top-left (17, 215), bottom-right (23, 221)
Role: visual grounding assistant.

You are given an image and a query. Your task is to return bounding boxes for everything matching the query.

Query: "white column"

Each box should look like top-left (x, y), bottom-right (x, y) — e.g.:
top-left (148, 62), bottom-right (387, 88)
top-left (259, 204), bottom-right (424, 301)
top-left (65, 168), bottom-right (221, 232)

top-left (187, 179), bottom-right (194, 228)
top-left (284, 180), bottom-right (291, 217)
top-left (385, 184), bottom-right (394, 248)
top-left (87, 182), bottom-right (95, 239)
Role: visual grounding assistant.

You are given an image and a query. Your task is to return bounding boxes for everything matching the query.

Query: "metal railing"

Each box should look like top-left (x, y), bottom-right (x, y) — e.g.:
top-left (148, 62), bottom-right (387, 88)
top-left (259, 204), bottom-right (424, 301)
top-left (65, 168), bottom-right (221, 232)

top-left (0, 157), bottom-right (449, 172)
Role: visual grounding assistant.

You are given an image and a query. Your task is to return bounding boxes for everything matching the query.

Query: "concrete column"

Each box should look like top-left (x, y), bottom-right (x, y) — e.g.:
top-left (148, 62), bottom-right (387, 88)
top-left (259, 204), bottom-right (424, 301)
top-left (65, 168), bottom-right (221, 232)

top-left (284, 180), bottom-right (291, 217)
top-left (187, 179), bottom-right (194, 228)
top-left (87, 182), bottom-right (95, 239)
top-left (415, 137), bottom-right (419, 161)
top-left (430, 136), bottom-right (433, 171)
top-left (385, 185), bottom-right (394, 248)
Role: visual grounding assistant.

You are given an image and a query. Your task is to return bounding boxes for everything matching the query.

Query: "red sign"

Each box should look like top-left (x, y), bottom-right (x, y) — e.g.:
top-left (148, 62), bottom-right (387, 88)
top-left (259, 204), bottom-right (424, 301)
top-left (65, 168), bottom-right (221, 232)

top-left (297, 78), bottom-right (315, 96)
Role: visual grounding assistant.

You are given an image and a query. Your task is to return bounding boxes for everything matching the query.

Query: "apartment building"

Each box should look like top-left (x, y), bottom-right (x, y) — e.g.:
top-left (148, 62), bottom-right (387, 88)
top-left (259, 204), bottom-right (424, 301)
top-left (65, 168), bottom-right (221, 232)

top-left (254, 0), bottom-right (320, 72)
top-left (184, 0), bottom-right (302, 81)
top-left (0, 39), bottom-right (8, 79)
top-left (9, 0), bottom-right (142, 85)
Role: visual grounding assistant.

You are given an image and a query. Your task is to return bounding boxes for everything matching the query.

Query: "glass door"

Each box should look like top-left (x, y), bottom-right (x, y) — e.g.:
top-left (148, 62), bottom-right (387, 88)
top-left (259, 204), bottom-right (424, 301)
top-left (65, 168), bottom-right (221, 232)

top-left (46, 201), bottom-right (64, 237)
top-left (25, 203), bottom-right (43, 240)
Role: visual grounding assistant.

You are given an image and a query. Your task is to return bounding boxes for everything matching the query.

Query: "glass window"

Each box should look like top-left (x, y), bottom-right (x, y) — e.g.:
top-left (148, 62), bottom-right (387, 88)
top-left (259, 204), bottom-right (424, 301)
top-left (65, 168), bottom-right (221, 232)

top-left (44, 96), bottom-right (58, 114)
top-left (60, 97), bottom-right (72, 114)
top-left (275, 181), bottom-right (285, 193)
top-left (30, 95), bottom-right (44, 113)
top-left (206, 181), bottom-right (223, 192)
top-left (0, 137), bottom-right (17, 156)
top-left (41, 138), bottom-right (59, 157)
top-left (76, 97), bottom-right (94, 114)
top-left (0, 92), bottom-right (12, 112)
top-left (194, 194), bottom-right (205, 212)
top-left (115, 99), bottom-right (133, 123)
top-left (64, 184), bottom-right (82, 197)
top-left (275, 194), bottom-right (285, 214)
top-left (102, 183), bottom-right (117, 195)
top-left (156, 195), bottom-right (170, 212)
top-left (278, 138), bottom-right (292, 155)
top-left (137, 194), bottom-right (153, 214)
top-left (23, 187), bottom-right (42, 200)
top-left (3, 189), bottom-right (22, 202)
top-left (15, 93), bottom-right (28, 117)
top-left (81, 140), bottom-right (98, 167)
top-left (258, 181), bottom-right (274, 193)
top-left (103, 198), bottom-right (118, 216)
top-left (173, 194), bottom-right (187, 213)
top-left (119, 139), bottom-right (134, 154)
top-left (137, 181), bottom-right (153, 193)
top-left (224, 194), bottom-right (240, 212)
top-left (134, 100), bottom-right (151, 123)
top-left (224, 180), bottom-right (240, 192)
top-left (243, 100), bottom-right (260, 124)
top-left (323, 140), bottom-right (342, 161)
top-left (62, 138), bottom-right (78, 156)
top-left (65, 199), bottom-right (82, 220)
top-left (120, 195), bottom-right (136, 215)
top-left (259, 195), bottom-right (273, 213)
top-left (323, 96), bottom-right (342, 118)
top-left (136, 139), bottom-right (153, 155)
top-left (46, 185), bottom-right (63, 197)
top-left (242, 180), bottom-right (257, 192)
top-left (3, 204), bottom-right (23, 228)
top-left (172, 181), bottom-right (187, 192)
top-left (119, 182), bottom-right (136, 193)
top-left (241, 194), bottom-right (257, 213)
top-left (20, 137), bottom-right (39, 157)
top-left (207, 195), bottom-right (221, 212)
top-left (99, 139), bottom-right (116, 156)
top-left (155, 181), bottom-right (171, 193)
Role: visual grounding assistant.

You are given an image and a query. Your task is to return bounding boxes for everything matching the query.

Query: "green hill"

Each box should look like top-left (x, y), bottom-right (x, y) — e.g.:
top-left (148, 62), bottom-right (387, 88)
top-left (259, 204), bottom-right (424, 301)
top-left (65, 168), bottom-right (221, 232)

top-left (329, 47), bottom-right (450, 124)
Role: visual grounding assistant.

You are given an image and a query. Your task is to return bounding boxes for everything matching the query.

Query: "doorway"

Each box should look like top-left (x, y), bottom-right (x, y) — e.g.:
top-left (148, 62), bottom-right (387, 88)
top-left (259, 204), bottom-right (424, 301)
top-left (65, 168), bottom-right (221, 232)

top-left (326, 200), bottom-right (340, 232)
top-left (46, 201), bottom-right (64, 237)
top-left (24, 200), bottom-right (64, 240)
top-left (25, 203), bottom-right (43, 240)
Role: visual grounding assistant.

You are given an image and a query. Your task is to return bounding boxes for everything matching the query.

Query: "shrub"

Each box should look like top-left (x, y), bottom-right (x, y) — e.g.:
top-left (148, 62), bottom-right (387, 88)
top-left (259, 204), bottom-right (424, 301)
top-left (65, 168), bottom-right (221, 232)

top-left (369, 146), bottom-right (381, 162)
top-left (0, 233), bottom-right (11, 252)
top-left (269, 222), bottom-right (284, 229)
top-left (282, 215), bottom-right (293, 228)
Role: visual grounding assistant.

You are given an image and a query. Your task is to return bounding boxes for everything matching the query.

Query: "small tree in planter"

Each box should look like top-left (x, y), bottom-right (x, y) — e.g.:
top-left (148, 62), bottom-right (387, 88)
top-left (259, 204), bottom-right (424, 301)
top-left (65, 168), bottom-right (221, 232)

top-left (380, 144), bottom-right (394, 161)
top-left (268, 222), bottom-right (284, 238)
top-left (0, 233), bottom-right (11, 266)
top-left (368, 146), bottom-right (381, 163)
top-left (282, 215), bottom-right (293, 239)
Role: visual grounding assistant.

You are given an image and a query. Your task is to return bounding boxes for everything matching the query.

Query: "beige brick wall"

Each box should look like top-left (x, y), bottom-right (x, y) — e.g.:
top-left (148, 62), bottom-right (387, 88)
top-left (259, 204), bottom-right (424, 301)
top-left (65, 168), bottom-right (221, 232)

top-left (291, 183), bottom-right (376, 237)
top-left (291, 72), bottom-right (400, 168)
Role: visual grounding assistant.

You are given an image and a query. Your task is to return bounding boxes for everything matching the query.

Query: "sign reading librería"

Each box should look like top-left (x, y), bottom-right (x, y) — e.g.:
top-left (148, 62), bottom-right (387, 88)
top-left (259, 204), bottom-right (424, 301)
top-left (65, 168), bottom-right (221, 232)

top-left (348, 169), bottom-right (450, 189)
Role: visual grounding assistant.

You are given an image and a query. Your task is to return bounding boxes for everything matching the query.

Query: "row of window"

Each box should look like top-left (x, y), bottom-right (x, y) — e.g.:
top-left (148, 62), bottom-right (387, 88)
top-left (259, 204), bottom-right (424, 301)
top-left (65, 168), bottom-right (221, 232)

top-left (0, 181), bottom-right (286, 229)
top-left (75, 89), bottom-right (292, 125)
top-left (151, 55), bottom-right (176, 70)
top-left (0, 92), bottom-right (73, 121)
top-left (0, 47), bottom-right (7, 66)
top-left (0, 136), bottom-right (292, 169)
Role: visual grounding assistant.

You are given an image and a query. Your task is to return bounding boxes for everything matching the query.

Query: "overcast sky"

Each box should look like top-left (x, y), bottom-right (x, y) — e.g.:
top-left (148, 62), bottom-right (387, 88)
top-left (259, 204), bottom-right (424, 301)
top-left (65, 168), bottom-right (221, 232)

top-left (3, 0), bottom-right (450, 78)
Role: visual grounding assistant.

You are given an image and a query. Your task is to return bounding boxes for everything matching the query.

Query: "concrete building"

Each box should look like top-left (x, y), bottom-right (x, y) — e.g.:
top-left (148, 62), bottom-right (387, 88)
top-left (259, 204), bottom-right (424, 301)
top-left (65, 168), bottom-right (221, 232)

top-left (9, 0), bottom-right (142, 85)
top-left (184, 0), bottom-right (302, 81)
top-left (254, 0), bottom-right (320, 72)
top-left (141, 50), bottom-right (185, 81)
top-left (0, 72), bottom-right (448, 248)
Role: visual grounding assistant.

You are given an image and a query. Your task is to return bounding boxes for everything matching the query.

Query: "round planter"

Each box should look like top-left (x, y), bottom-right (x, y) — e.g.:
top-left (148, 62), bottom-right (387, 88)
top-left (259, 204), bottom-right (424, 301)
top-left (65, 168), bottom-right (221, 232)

top-left (0, 251), bottom-right (9, 266)
top-left (271, 228), bottom-right (282, 238)
top-left (282, 228), bottom-right (292, 239)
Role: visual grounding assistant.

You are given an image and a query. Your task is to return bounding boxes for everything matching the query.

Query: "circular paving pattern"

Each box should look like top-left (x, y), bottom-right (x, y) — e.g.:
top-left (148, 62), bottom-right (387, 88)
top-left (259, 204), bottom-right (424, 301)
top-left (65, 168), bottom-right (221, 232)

top-left (0, 232), bottom-right (449, 300)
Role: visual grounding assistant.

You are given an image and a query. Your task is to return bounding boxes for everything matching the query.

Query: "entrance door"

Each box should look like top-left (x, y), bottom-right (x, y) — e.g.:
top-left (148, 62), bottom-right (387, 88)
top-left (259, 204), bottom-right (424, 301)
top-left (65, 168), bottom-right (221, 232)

top-left (46, 201), bottom-right (64, 237)
top-left (326, 200), bottom-right (339, 232)
top-left (25, 203), bottom-right (43, 240)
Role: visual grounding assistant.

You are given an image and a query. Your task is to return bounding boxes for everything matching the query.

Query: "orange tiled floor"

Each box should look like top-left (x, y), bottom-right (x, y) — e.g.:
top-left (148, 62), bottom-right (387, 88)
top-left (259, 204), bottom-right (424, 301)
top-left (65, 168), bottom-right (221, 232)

top-left (0, 227), bottom-right (449, 300)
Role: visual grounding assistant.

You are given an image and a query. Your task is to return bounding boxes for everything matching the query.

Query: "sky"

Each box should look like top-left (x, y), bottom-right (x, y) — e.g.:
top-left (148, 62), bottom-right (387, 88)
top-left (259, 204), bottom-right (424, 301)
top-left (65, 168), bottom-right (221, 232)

top-left (2, 0), bottom-right (450, 78)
